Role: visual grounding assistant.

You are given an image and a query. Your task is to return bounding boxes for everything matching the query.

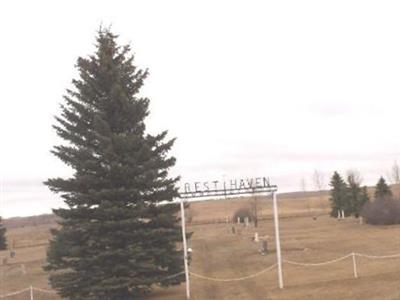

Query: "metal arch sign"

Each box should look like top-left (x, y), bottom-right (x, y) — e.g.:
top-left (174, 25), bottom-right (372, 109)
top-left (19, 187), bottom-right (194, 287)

top-left (177, 175), bottom-right (283, 299)
top-left (179, 177), bottom-right (277, 199)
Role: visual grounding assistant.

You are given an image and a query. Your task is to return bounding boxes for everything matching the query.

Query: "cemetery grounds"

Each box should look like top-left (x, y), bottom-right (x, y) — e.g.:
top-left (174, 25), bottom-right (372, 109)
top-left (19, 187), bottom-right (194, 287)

top-left (1, 193), bottom-right (400, 300)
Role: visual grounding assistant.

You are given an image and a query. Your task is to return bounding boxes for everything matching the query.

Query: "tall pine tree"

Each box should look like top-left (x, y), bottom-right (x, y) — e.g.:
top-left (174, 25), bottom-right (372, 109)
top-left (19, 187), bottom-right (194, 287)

top-left (44, 29), bottom-right (185, 299)
top-left (374, 177), bottom-right (392, 200)
top-left (0, 216), bottom-right (7, 250)
top-left (329, 172), bottom-right (348, 218)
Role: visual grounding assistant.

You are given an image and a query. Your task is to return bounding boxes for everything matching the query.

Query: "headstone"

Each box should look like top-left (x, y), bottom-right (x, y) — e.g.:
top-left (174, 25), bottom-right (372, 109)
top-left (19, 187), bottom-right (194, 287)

top-left (187, 248), bottom-right (193, 265)
top-left (260, 240), bottom-right (268, 255)
top-left (254, 232), bottom-right (259, 242)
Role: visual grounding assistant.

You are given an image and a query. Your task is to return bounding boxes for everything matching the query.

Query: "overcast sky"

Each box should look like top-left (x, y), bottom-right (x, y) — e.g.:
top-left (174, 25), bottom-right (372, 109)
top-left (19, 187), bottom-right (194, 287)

top-left (1, 0), bottom-right (400, 217)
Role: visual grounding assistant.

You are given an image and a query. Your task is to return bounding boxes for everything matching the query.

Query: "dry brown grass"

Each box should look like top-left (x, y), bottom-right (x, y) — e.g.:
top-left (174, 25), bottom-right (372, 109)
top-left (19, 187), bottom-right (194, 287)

top-left (2, 193), bottom-right (400, 300)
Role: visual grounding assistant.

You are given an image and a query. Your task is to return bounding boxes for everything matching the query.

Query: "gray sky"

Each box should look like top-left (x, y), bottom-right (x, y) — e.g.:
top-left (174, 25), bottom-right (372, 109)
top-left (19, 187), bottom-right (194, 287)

top-left (1, 0), bottom-right (400, 217)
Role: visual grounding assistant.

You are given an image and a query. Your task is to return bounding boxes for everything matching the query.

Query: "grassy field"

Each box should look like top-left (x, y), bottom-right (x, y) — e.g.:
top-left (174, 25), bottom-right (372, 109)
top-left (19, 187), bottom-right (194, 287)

top-left (2, 192), bottom-right (400, 299)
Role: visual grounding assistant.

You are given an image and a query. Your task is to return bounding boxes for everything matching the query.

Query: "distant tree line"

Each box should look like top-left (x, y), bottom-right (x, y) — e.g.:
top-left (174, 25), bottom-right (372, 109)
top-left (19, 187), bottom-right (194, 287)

top-left (329, 171), bottom-right (400, 225)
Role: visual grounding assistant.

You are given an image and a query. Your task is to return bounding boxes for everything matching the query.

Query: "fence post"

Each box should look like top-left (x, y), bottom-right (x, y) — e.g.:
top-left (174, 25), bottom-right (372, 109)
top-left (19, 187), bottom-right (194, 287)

top-left (352, 253), bottom-right (358, 278)
top-left (30, 286), bottom-right (33, 300)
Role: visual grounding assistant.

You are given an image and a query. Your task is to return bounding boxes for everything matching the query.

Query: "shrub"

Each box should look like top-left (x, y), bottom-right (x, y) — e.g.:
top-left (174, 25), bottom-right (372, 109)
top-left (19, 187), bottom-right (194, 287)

top-left (233, 207), bottom-right (255, 223)
top-left (361, 198), bottom-right (400, 225)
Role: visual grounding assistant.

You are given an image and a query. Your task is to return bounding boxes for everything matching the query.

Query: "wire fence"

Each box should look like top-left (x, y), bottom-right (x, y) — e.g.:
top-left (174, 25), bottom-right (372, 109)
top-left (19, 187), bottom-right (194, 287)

top-left (187, 251), bottom-right (400, 283)
top-left (0, 287), bottom-right (55, 299)
top-left (283, 253), bottom-right (353, 267)
top-left (283, 251), bottom-right (400, 281)
top-left (2, 251), bottom-right (400, 298)
top-left (0, 272), bottom-right (185, 299)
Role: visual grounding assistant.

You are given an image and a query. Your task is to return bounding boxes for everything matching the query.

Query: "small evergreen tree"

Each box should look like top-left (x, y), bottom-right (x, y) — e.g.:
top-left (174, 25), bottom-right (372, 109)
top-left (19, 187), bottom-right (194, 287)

top-left (349, 186), bottom-right (369, 218)
top-left (346, 174), bottom-right (369, 218)
top-left (44, 29), bottom-right (185, 299)
top-left (0, 216), bottom-right (7, 250)
top-left (360, 186), bottom-right (370, 206)
top-left (374, 177), bottom-right (392, 200)
top-left (329, 172), bottom-right (348, 218)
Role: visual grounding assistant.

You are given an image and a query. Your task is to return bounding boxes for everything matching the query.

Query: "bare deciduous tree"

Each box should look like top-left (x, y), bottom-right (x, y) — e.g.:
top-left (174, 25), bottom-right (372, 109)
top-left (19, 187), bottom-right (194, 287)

top-left (313, 169), bottom-right (325, 191)
top-left (389, 161), bottom-right (400, 184)
top-left (249, 196), bottom-right (259, 227)
top-left (300, 177), bottom-right (311, 212)
top-left (347, 169), bottom-right (363, 186)
top-left (300, 177), bottom-right (307, 192)
top-left (313, 169), bottom-right (326, 211)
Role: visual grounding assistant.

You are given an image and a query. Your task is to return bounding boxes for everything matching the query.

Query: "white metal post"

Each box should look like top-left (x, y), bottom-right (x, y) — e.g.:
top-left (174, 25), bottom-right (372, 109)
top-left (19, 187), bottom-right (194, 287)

top-left (30, 286), bottom-right (33, 300)
top-left (352, 252), bottom-right (358, 278)
top-left (272, 191), bottom-right (284, 289)
top-left (180, 198), bottom-right (191, 299)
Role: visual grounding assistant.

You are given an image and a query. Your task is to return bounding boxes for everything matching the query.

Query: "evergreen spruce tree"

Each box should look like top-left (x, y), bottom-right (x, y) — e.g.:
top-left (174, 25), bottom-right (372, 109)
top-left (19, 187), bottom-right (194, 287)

top-left (0, 216), bottom-right (7, 250)
top-left (359, 186), bottom-right (370, 209)
top-left (374, 177), bottom-right (392, 200)
top-left (44, 29), bottom-right (185, 299)
top-left (346, 174), bottom-right (364, 217)
top-left (329, 172), bottom-right (348, 218)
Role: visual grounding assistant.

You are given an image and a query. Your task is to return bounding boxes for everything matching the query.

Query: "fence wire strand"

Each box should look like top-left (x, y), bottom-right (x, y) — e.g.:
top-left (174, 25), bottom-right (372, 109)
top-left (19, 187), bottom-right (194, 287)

top-left (0, 288), bottom-right (30, 298)
top-left (355, 252), bottom-right (400, 259)
top-left (190, 263), bottom-right (277, 282)
top-left (32, 287), bottom-right (56, 294)
top-left (283, 253), bottom-right (353, 266)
